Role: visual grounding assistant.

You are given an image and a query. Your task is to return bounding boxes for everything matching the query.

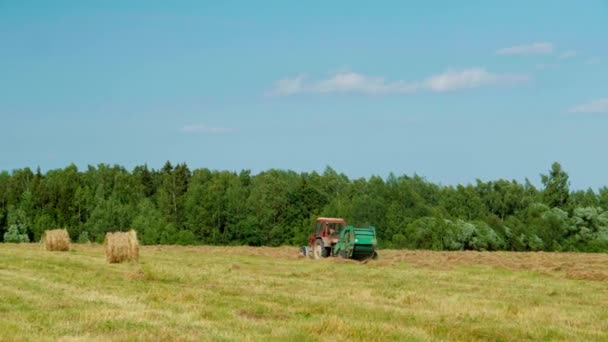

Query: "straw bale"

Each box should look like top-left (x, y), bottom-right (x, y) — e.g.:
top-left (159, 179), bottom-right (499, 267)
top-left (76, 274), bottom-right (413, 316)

top-left (43, 229), bottom-right (70, 252)
top-left (104, 230), bottom-right (139, 263)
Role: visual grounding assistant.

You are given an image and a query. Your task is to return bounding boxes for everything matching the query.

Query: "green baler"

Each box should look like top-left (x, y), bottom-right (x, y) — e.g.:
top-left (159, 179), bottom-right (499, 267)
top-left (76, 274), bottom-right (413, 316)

top-left (333, 226), bottom-right (379, 261)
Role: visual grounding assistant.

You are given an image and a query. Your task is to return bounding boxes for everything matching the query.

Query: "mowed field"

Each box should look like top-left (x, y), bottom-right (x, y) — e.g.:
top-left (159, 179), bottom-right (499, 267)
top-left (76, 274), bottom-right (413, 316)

top-left (1, 245), bottom-right (608, 341)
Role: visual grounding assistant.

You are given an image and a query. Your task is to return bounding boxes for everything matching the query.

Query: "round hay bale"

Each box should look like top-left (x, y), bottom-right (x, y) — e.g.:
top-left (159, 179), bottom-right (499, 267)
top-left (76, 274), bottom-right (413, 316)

top-left (104, 230), bottom-right (139, 263)
top-left (43, 229), bottom-right (71, 251)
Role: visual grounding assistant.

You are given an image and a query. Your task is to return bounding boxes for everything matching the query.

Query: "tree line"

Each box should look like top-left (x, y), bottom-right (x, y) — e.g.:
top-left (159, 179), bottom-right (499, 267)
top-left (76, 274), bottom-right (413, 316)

top-left (1, 161), bottom-right (608, 252)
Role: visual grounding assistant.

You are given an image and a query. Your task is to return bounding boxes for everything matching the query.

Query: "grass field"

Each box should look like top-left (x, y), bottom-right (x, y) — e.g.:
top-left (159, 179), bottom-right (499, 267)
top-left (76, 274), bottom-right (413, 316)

top-left (1, 244), bottom-right (608, 341)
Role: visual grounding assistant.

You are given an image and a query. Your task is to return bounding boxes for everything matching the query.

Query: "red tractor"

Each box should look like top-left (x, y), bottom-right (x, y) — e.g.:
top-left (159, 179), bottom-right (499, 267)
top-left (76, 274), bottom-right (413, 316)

top-left (301, 217), bottom-right (346, 259)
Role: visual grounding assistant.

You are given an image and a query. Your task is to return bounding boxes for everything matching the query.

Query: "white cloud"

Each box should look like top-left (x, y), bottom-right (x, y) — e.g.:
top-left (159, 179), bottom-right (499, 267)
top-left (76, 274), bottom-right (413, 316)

top-left (558, 50), bottom-right (578, 59)
top-left (270, 74), bottom-right (306, 96)
top-left (570, 98), bottom-right (608, 114)
top-left (269, 68), bottom-right (529, 96)
top-left (269, 72), bottom-right (418, 96)
top-left (496, 42), bottom-right (554, 55)
top-left (587, 57), bottom-right (601, 65)
top-left (314, 72), bottom-right (419, 94)
top-left (423, 68), bottom-right (528, 92)
top-left (181, 124), bottom-right (235, 134)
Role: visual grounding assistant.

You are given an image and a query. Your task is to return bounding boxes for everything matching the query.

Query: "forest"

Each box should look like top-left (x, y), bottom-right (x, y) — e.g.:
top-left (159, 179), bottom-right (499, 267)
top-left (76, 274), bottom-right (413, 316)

top-left (1, 162), bottom-right (607, 252)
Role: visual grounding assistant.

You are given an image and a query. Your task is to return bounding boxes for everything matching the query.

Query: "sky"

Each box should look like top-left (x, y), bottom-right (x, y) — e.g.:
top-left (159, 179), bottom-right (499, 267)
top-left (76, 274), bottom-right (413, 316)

top-left (1, 1), bottom-right (607, 190)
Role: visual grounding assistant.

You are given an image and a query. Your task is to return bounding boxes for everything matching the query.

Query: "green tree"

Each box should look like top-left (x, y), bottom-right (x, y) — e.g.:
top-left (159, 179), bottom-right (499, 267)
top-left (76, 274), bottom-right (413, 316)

top-left (541, 162), bottom-right (570, 209)
top-left (3, 224), bottom-right (29, 243)
top-left (157, 162), bottom-right (190, 228)
top-left (4, 206), bottom-right (30, 243)
top-left (132, 198), bottom-right (166, 245)
top-left (599, 187), bottom-right (608, 211)
top-left (565, 207), bottom-right (608, 251)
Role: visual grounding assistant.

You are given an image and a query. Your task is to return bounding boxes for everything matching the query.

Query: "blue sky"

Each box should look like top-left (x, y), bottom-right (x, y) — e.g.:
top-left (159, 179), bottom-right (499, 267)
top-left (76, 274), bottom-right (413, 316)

top-left (1, 1), bottom-right (607, 189)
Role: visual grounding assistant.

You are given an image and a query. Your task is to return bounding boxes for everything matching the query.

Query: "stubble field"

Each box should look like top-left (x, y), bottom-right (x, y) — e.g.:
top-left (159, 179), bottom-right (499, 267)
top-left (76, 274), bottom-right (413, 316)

top-left (1, 244), bottom-right (607, 341)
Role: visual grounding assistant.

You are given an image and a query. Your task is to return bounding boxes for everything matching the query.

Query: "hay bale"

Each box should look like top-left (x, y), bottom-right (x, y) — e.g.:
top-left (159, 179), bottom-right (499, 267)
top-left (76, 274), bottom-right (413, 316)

top-left (104, 230), bottom-right (139, 263)
top-left (43, 229), bottom-right (71, 251)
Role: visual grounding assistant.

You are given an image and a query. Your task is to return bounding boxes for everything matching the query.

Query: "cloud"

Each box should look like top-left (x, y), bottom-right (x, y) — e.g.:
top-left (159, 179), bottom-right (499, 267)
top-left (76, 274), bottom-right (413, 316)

top-left (269, 72), bottom-right (418, 96)
top-left (587, 57), bottom-right (601, 65)
top-left (269, 68), bottom-right (529, 96)
top-left (569, 98), bottom-right (608, 114)
top-left (271, 74), bottom-right (307, 96)
top-left (558, 50), bottom-right (578, 59)
top-left (181, 124), bottom-right (235, 134)
top-left (315, 72), bottom-right (420, 94)
top-left (496, 42), bottom-right (554, 55)
top-left (423, 68), bottom-right (528, 92)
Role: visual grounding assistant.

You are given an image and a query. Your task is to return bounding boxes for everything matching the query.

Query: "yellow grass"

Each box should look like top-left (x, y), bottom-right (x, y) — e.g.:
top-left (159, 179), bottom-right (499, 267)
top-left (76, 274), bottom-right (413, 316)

top-left (0, 244), bottom-right (607, 341)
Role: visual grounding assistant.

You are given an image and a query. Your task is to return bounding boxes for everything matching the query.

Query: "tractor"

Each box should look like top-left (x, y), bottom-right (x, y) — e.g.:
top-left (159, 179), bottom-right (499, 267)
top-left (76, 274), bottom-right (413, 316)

top-left (300, 217), bottom-right (378, 261)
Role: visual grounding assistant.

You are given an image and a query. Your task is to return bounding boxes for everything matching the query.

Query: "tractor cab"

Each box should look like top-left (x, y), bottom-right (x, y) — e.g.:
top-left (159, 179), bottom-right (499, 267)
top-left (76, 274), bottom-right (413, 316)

top-left (314, 218), bottom-right (344, 236)
top-left (313, 217), bottom-right (345, 239)
top-left (307, 217), bottom-right (346, 258)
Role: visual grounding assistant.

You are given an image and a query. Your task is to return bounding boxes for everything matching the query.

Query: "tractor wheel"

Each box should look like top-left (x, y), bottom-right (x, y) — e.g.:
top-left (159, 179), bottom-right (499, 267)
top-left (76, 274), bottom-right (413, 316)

top-left (313, 239), bottom-right (325, 260)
